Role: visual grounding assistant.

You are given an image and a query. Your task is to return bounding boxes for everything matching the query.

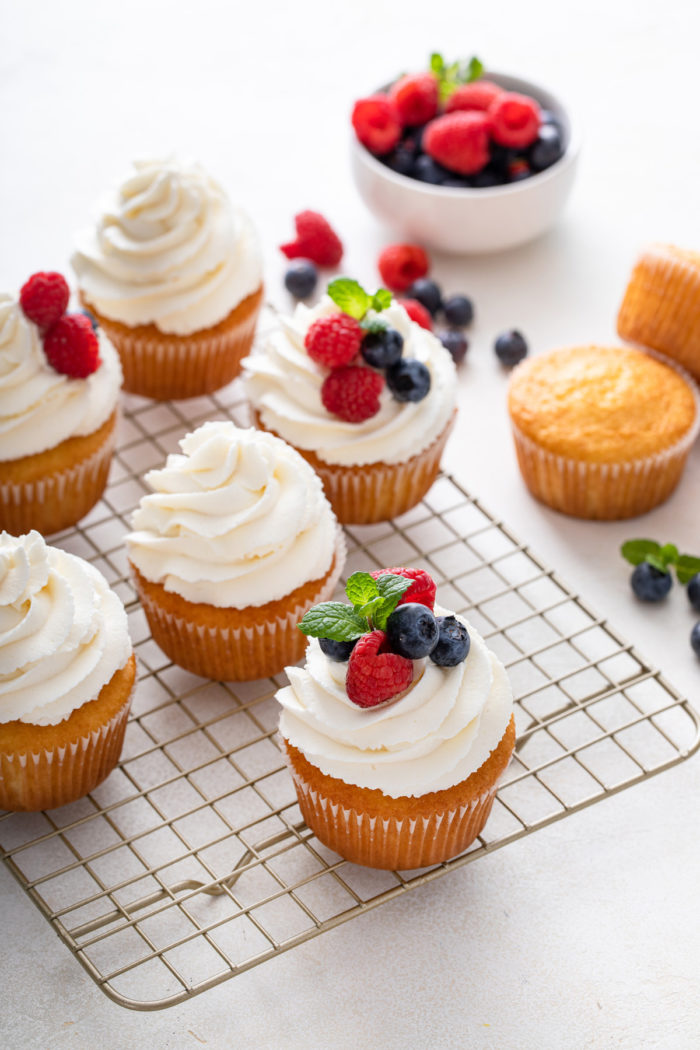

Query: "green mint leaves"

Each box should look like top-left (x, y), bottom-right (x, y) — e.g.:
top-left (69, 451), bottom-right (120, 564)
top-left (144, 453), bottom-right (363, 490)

top-left (327, 278), bottom-right (392, 321)
top-left (429, 52), bottom-right (484, 103)
top-left (621, 539), bottom-right (700, 585)
top-left (298, 571), bottom-right (412, 640)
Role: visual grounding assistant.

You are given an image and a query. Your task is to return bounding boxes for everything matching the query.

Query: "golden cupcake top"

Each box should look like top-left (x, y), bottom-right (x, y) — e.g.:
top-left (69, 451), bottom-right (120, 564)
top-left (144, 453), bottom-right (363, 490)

top-left (507, 345), bottom-right (698, 463)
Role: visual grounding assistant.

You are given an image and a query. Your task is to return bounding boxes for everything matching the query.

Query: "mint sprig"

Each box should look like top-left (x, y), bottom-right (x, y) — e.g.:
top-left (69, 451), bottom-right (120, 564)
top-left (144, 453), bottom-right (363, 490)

top-left (429, 52), bottom-right (484, 103)
top-left (621, 539), bottom-right (700, 584)
top-left (298, 571), bottom-right (412, 641)
top-left (327, 278), bottom-right (392, 321)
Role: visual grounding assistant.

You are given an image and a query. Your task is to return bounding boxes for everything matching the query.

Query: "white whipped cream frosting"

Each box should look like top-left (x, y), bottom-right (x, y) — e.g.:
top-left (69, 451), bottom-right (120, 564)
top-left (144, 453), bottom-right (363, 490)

top-left (0, 531), bottom-right (132, 726)
top-left (126, 422), bottom-right (340, 608)
top-left (242, 298), bottom-right (457, 466)
top-left (72, 158), bottom-right (263, 336)
top-left (0, 295), bottom-right (122, 462)
top-left (277, 610), bottom-right (513, 798)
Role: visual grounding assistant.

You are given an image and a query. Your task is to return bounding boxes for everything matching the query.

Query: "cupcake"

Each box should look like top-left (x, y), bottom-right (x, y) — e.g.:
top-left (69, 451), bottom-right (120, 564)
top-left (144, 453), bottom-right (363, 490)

top-left (72, 157), bottom-right (263, 400)
top-left (617, 244), bottom-right (700, 380)
top-left (507, 345), bottom-right (699, 520)
top-left (126, 421), bottom-right (345, 680)
top-left (242, 279), bottom-right (457, 524)
top-left (0, 274), bottom-right (122, 536)
top-left (0, 531), bottom-right (135, 811)
top-left (277, 566), bottom-right (515, 869)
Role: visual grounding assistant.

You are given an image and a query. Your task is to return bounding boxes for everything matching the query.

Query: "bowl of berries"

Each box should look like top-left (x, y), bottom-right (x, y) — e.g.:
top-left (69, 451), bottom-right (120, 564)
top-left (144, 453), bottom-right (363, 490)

top-left (350, 54), bottom-right (581, 254)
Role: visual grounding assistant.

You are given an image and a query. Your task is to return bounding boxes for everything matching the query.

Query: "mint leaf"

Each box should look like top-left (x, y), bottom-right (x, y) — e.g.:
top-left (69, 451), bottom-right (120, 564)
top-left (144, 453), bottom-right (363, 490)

top-left (372, 573), bottom-right (413, 631)
top-left (621, 539), bottom-right (661, 566)
top-left (371, 288), bottom-right (392, 312)
top-left (660, 543), bottom-right (679, 566)
top-left (645, 553), bottom-right (669, 574)
top-left (466, 56), bottom-right (484, 82)
top-left (676, 555), bottom-right (700, 585)
top-left (327, 278), bottom-right (370, 320)
top-left (430, 52), bottom-right (445, 76)
top-left (356, 596), bottom-right (385, 621)
top-left (298, 602), bottom-right (368, 641)
top-left (345, 571), bottom-right (379, 607)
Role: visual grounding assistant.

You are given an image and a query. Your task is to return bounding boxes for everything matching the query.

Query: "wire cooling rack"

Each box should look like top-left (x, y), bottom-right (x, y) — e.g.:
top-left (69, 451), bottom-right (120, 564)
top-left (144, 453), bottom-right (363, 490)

top-left (1, 315), bottom-right (699, 1011)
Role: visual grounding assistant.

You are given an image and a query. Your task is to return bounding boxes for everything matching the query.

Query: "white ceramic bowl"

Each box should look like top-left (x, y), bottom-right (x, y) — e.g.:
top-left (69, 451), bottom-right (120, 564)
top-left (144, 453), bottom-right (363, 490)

top-left (350, 72), bottom-right (581, 255)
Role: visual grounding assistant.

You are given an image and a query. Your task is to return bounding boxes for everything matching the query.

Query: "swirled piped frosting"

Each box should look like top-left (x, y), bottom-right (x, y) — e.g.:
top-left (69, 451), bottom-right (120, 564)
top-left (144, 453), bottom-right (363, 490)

top-left (242, 298), bottom-right (457, 466)
top-left (0, 531), bottom-right (132, 726)
top-left (277, 610), bottom-right (513, 798)
top-left (0, 295), bottom-right (122, 462)
top-left (126, 422), bottom-right (340, 608)
top-left (72, 158), bottom-right (263, 336)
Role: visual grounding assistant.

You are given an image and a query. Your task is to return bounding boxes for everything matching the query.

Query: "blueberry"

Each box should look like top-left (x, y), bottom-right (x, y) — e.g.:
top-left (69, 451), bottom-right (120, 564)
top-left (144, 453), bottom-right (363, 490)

top-left (386, 602), bottom-right (439, 659)
top-left (687, 573), bottom-right (700, 611)
top-left (386, 359), bottom-right (431, 401)
top-left (401, 124), bottom-right (428, 154)
top-left (319, 637), bottom-right (357, 662)
top-left (691, 622), bottom-right (700, 657)
top-left (81, 308), bottom-right (99, 331)
top-left (430, 616), bottom-right (471, 666)
top-left (442, 295), bottom-right (474, 327)
top-left (406, 278), bottom-right (442, 316)
top-left (494, 330), bottom-right (528, 367)
top-left (470, 168), bottom-right (505, 188)
top-left (414, 155), bottom-right (451, 185)
top-left (361, 327), bottom-right (404, 368)
top-left (284, 259), bottom-right (318, 299)
top-left (630, 562), bottom-right (673, 602)
top-left (385, 148), bottom-right (415, 177)
top-left (539, 109), bottom-right (561, 130)
top-left (530, 125), bottom-right (563, 172)
top-left (438, 330), bottom-right (468, 365)
top-left (489, 145), bottom-right (518, 175)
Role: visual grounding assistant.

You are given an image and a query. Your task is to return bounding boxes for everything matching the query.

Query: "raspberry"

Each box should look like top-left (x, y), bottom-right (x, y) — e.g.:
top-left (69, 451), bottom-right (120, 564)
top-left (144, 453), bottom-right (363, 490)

top-left (280, 211), bottom-right (343, 267)
top-left (321, 366), bottom-right (384, 423)
top-left (423, 111), bottom-right (491, 175)
top-left (489, 91), bottom-right (541, 149)
top-left (397, 298), bottom-right (433, 331)
top-left (388, 72), bottom-right (439, 127)
top-left (377, 243), bottom-right (430, 293)
top-left (346, 629), bottom-right (414, 708)
top-left (445, 80), bottom-right (504, 113)
top-left (43, 314), bottom-right (101, 378)
top-left (19, 272), bottom-right (70, 330)
top-left (351, 94), bottom-right (402, 156)
top-left (371, 567), bottom-right (437, 610)
top-left (304, 313), bottom-right (364, 368)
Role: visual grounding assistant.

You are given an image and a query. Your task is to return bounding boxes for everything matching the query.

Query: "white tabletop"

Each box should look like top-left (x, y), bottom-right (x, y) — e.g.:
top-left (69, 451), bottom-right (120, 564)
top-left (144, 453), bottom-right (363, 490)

top-left (2, 1), bottom-right (700, 1047)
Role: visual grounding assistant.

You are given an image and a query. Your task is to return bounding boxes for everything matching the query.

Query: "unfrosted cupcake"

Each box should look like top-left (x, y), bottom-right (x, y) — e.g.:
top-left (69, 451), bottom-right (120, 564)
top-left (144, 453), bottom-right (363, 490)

top-left (72, 157), bottom-right (263, 400)
top-left (242, 283), bottom-right (457, 524)
top-left (126, 421), bottom-right (345, 680)
top-left (0, 531), bottom-right (135, 811)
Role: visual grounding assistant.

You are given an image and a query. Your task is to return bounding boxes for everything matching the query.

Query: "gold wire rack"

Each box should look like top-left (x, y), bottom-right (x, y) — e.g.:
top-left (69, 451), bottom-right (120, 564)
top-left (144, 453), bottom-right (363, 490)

top-left (1, 316), bottom-right (699, 1011)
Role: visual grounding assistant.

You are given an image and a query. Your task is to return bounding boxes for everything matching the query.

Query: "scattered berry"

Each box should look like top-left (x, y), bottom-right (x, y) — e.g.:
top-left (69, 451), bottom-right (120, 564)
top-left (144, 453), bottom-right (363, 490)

top-left (489, 91), bottom-right (541, 149)
top-left (319, 637), bottom-right (357, 662)
top-left (630, 563), bottom-right (673, 602)
top-left (386, 359), bottom-right (431, 402)
top-left (529, 124), bottom-right (564, 172)
top-left (280, 211), bottom-right (343, 267)
top-left (430, 615), bottom-right (471, 666)
top-left (389, 72), bottom-right (439, 127)
top-left (361, 327), bottom-right (403, 369)
top-left (377, 243), bottom-right (430, 293)
top-left (438, 330), bottom-right (468, 364)
top-left (43, 314), bottom-right (101, 378)
top-left (352, 95), bottom-right (402, 156)
top-left (386, 602), bottom-right (439, 659)
top-left (494, 330), bottom-right (528, 367)
top-left (406, 278), bottom-right (442, 316)
top-left (445, 80), bottom-right (504, 113)
top-left (423, 111), bottom-right (491, 175)
top-left (370, 566), bottom-right (436, 610)
top-left (284, 259), bottom-right (318, 299)
top-left (19, 272), bottom-right (70, 330)
top-left (321, 365), bottom-right (384, 422)
top-left (305, 313), bottom-right (363, 368)
top-left (687, 573), bottom-right (700, 612)
top-left (81, 308), bottom-right (99, 331)
top-left (398, 298), bottom-right (433, 330)
top-left (691, 623), bottom-right (700, 658)
top-left (413, 154), bottom-right (451, 184)
top-left (442, 294), bottom-right (473, 327)
top-left (346, 629), bottom-right (414, 708)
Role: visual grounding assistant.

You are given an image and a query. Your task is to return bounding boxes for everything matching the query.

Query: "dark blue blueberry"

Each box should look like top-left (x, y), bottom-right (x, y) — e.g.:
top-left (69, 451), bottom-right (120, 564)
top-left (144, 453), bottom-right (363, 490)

top-left (471, 168), bottom-right (505, 188)
top-left (687, 573), bottom-right (700, 611)
top-left (539, 109), bottom-right (562, 130)
top-left (489, 145), bottom-right (518, 175)
top-left (406, 278), bottom-right (442, 316)
top-left (438, 330), bottom-right (468, 365)
top-left (430, 616), bottom-right (471, 667)
top-left (630, 562), bottom-right (672, 602)
top-left (691, 622), bottom-right (700, 657)
top-left (319, 637), bottom-right (357, 662)
top-left (529, 125), bottom-right (564, 172)
top-left (385, 148), bottom-right (415, 177)
top-left (442, 295), bottom-right (474, 327)
top-left (401, 124), bottom-right (428, 154)
top-left (414, 155), bottom-right (451, 185)
top-left (386, 359), bottom-right (431, 401)
top-left (361, 327), bottom-right (404, 369)
top-left (386, 602), bottom-right (439, 659)
top-left (284, 259), bottom-right (318, 299)
top-left (494, 330), bottom-right (528, 367)
top-left (81, 308), bottom-right (99, 331)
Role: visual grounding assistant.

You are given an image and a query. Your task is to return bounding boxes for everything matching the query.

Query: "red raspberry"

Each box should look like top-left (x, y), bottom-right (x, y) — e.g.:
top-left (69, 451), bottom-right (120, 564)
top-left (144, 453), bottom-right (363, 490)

top-left (388, 72), bottom-right (439, 127)
top-left (346, 629), bottom-right (414, 708)
top-left (43, 314), bottom-right (101, 378)
top-left (371, 567), bottom-right (437, 610)
top-left (423, 111), bottom-right (491, 175)
top-left (397, 298), bottom-right (433, 331)
top-left (377, 243), bottom-right (430, 293)
top-left (305, 313), bottom-right (364, 368)
top-left (19, 272), bottom-right (70, 330)
top-left (445, 80), bottom-right (504, 113)
top-left (321, 366), bottom-right (384, 423)
top-left (489, 91), bottom-right (541, 149)
top-left (351, 94), bottom-right (402, 156)
top-left (280, 211), bottom-right (343, 267)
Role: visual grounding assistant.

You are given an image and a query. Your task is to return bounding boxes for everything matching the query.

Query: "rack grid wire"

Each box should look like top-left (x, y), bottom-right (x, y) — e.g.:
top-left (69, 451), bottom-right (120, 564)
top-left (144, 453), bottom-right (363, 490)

top-left (2, 311), bottom-right (699, 1011)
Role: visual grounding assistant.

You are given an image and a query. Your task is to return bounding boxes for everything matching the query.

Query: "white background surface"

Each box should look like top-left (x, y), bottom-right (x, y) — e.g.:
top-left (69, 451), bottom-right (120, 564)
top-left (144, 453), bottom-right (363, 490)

top-left (2, 1), bottom-right (700, 1047)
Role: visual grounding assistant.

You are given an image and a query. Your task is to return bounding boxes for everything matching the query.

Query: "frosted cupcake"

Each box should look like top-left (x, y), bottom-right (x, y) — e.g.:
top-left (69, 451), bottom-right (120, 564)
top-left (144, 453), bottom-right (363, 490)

top-left (243, 279), bottom-right (457, 524)
top-left (278, 566), bottom-right (515, 869)
top-left (126, 422), bottom-right (345, 680)
top-left (0, 531), bottom-right (135, 811)
top-left (72, 157), bottom-right (263, 400)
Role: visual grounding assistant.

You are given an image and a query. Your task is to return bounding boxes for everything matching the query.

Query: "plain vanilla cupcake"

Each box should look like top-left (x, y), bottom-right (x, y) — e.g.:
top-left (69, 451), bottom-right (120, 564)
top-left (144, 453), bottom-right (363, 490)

top-left (126, 421), bottom-right (345, 680)
top-left (0, 531), bottom-right (136, 811)
top-left (72, 157), bottom-right (264, 400)
top-left (278, 566), bottom-right (515, 869)
top-left (0, 275), bottom-right (122, 536)
top-left (242, 283), bottom-right (457, 524)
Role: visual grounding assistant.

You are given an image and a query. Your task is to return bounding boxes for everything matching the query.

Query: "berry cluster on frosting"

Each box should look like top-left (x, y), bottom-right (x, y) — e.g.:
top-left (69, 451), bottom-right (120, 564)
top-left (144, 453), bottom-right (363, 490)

top-left (19, 271), bottom-right (101, 378)
top-left (298, 566), bottom-right (470, 708)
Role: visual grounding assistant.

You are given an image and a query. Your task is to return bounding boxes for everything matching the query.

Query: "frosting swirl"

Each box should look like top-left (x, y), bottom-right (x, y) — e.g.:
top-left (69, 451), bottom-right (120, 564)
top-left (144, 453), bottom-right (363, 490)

top-left (72, 158), bottom-right (263, 335)
top-left (126, 422), bottom-right (340, 607)
top-left (0, 532), bottom-right (132, 726)
top-left (0, 295), bottom-right (122, 462)
top-left (242, 299), bottom-right (457, 466)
